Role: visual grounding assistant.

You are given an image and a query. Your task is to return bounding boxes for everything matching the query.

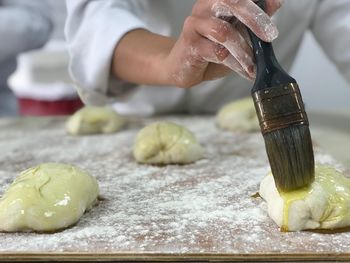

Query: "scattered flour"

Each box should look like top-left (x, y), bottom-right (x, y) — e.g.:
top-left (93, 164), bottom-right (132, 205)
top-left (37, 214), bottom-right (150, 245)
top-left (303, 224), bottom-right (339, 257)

top-left (0, 117), bottom-right (349, 254)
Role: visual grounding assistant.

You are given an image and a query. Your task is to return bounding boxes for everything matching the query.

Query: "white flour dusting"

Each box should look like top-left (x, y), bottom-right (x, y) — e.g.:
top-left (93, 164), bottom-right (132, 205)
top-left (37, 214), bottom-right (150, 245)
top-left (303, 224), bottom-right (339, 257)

top-left (0, 116), bottom-right (349, 254)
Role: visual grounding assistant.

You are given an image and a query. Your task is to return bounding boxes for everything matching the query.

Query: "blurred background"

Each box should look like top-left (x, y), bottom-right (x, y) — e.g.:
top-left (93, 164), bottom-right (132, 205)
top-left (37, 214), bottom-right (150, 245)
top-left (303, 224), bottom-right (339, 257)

top-left (0, 1), bottom-right (349, 117)
top-left (0, 0), bottom-right (81, 117)
top-left (292, 33), bottom-right (350, 113)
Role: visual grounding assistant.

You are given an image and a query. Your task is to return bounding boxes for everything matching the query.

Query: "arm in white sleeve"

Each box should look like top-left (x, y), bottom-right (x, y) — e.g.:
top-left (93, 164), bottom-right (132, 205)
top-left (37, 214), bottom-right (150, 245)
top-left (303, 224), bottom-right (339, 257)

top-left (310, 0), bottom-right (350, 83)
top-left (0, 0), bottom-right (53, 62)
top-left (65, 0), bottom-right (149, 105)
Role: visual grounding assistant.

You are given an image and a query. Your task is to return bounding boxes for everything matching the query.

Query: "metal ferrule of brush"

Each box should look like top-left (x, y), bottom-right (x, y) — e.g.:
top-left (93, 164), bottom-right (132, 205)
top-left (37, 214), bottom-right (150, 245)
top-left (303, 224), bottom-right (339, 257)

top-left (252, 83), bottom-right (309, 134)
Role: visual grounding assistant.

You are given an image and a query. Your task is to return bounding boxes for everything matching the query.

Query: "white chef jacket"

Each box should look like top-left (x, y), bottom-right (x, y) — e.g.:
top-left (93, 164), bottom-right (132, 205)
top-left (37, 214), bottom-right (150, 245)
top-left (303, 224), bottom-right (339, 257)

top-left (65, 0), bottom-right (350, 115)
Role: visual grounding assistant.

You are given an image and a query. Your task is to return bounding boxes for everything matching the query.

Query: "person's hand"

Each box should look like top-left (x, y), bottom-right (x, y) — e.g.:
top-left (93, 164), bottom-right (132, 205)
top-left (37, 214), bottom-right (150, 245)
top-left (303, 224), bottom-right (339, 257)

top-left (163, 0), bottom-right (283, 88)
top-left (112, 0), bottom-right (282, 88)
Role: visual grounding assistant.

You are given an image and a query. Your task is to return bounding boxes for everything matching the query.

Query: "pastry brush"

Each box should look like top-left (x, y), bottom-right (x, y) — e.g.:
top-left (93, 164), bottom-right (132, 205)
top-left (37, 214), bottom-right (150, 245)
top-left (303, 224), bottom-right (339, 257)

top-left (247, 0), bottom-right (315, 191)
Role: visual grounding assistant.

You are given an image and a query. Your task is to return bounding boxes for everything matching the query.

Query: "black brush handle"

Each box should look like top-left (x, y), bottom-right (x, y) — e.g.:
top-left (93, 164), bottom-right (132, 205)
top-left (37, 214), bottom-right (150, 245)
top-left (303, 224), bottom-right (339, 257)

top-left (248, 0), bottom-right (296, 93)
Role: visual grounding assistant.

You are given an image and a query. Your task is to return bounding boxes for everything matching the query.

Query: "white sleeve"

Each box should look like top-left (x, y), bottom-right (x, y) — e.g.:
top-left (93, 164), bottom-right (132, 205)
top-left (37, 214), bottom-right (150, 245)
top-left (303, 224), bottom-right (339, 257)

top-left (310, 0), bottom-right (350, 83)
top-left (0, 0), bottom-right (53, 62)
top-left (65, 0), bottom-right (150, 105)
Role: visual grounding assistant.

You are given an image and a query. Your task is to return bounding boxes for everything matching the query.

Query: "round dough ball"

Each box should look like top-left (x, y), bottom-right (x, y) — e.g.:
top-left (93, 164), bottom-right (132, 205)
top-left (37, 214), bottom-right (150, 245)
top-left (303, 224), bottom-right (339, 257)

top-left (0, 163), bottom-right (99, 232)
top-left (66, 106), bottom-right (125, 135)
top-left (133, 122), bottom-right (203, 165)
top-left (260, 165), bottom-right (350, 231)
top-left (216, 97), bottom-right (259, 132)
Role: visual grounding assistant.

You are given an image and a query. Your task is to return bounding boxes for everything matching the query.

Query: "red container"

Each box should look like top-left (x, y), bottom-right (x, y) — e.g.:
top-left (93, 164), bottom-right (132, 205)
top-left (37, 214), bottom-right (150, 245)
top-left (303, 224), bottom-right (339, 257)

top-left (18, 98), bottom-right (84, 116)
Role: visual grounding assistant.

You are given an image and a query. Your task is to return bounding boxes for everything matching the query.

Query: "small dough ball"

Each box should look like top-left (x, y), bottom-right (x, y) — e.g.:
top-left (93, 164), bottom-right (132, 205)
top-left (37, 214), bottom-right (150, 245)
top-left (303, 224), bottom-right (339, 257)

top-left (66, 106), bottom-right (125, 135)
top-left (0, 163), bottom-right (99, 232)
top-left (133, 122), bottom-right (203, 165)
top-left (260, 165), bottom-right (350, 232)
top-left (216, 97), bottom-right (259, 132)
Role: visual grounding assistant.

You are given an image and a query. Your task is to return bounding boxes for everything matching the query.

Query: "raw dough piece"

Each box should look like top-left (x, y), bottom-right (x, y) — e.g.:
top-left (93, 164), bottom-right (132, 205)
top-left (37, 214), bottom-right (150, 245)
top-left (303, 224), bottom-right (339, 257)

top-left (0, 163), bottom-right (99, 232)
top-left (216, 97), bottom-right (259, 132)
top-left (133, 122), bottom-right (203, 165)
top-left (66, 106), bottom-right (125, 135)
top-left (260, 165), bottom-right (350, 231)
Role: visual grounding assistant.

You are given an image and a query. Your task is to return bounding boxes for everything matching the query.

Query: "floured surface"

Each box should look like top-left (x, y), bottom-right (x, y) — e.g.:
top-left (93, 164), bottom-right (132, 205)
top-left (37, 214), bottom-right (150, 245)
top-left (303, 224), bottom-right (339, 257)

top-left (0, 116), bottom-right (349, 254)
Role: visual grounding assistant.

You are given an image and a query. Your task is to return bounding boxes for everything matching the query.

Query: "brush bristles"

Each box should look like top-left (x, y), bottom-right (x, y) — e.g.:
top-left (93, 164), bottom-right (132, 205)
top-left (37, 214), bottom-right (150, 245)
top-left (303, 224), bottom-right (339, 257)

top-left (264, 125), bottom-right (315, 192)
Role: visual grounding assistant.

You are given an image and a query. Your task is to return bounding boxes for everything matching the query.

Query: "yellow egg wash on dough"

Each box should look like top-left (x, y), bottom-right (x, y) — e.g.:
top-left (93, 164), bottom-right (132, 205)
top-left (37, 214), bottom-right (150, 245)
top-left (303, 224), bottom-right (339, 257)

top-left (276, 165), bottom-right (350, 231)
top-left (0, 163), bottom-right (99, 232)
top-left (279, 186), bottom-right (310, 232)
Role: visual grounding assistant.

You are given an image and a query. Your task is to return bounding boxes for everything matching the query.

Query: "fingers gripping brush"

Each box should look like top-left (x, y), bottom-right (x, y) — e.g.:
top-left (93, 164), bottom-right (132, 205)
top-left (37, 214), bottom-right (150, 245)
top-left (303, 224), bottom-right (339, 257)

top-left (248, 0), bottom-right (315, 191)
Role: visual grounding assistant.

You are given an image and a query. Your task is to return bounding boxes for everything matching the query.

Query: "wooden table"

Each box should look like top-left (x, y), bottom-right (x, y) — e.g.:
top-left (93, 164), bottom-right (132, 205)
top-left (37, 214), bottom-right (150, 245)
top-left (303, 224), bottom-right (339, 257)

top-left (0, 114), bottom-right (349, 262)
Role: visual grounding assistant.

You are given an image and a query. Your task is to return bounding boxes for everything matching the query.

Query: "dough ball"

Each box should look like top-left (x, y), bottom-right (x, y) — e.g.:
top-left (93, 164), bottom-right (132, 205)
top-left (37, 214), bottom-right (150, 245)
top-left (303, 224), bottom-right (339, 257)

top-left (0, 163), bottom-right (99, 232)
top-left (216, 97), bottom-right (259, 132)
top-left (66, 106), bottom-right (125, 135)
top-left (133, 122), bottom-right (203, 165)
top-left (260, 165), bottom-right (350, 231)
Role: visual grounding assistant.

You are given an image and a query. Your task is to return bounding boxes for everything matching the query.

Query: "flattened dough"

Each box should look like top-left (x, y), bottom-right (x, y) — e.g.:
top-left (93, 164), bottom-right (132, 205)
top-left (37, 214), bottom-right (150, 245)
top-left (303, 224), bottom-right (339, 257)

top-left (0, 163), bottom-right (99, 232)
top-left (216, 97), bottom-right (259, 132)
top-left (260, 165), bottom-right (350, 231)
top-left (133, 122), bottom-right (203, 165)
top-left (66, 106), bottom-right (125, 135)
